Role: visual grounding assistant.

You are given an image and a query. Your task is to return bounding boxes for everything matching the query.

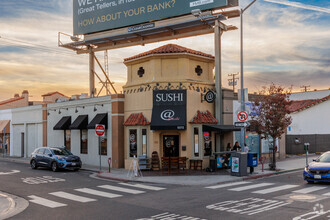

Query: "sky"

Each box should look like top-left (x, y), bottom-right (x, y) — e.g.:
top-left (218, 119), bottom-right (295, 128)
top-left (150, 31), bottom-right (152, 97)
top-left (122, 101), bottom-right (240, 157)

top-left (0, 0), bottom-right (329, 101)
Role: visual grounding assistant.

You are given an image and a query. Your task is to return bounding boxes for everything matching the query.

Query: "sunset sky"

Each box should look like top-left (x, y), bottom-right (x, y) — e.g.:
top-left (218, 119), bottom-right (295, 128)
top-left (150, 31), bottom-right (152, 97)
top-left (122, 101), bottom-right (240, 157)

top-left (0, 0), bottom-right (329, 101)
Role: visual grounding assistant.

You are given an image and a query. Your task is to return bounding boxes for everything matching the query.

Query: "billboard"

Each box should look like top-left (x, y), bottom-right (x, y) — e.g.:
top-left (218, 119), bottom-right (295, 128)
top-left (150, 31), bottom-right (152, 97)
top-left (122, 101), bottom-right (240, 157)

top-left (73, 0), bottom-right (230, 35)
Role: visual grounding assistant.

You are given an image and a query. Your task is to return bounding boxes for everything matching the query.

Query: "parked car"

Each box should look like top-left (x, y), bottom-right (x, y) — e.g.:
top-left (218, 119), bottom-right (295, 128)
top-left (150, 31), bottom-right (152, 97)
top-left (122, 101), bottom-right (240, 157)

top-left (304, 151), bottom-right (330, 183)
top-left (30, 147), bottom-right (82, 172)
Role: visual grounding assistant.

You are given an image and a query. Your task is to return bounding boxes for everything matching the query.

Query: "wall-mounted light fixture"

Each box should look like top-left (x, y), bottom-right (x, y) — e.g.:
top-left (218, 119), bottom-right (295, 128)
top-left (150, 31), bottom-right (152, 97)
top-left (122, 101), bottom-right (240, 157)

top-left (47, 109), bottom-right (56, 116)
top-left (94, 104), bottom-right (104, 112)
top-left (58, 108), bottom-right (68, 114)
top-left (75, 106), bottom-right (85, 113)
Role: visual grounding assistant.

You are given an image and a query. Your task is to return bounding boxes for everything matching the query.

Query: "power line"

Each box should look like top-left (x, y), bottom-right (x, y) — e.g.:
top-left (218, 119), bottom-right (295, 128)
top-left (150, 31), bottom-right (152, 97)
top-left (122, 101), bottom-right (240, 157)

top-left (300, 85), bottom-right (310, 92)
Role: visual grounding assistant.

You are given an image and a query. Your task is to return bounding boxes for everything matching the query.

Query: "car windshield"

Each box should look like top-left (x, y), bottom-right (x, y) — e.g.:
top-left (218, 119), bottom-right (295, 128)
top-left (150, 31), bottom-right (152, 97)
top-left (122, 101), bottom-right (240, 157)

top-left (316, 153), bottom-right (330, 163)
top-left (51, 148), bottom-right (73, 156)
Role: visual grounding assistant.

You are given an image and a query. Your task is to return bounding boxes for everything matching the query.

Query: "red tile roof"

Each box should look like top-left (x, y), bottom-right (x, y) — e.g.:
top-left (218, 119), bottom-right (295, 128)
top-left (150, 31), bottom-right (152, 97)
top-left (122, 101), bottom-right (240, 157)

top-left (124, 113), bottom-right (150, 126)
top-left (288, 95), bottom-right (330, 113)
top-left (124, 44), bottom-right (214, 62)
top-left (0, 97), bottom-right (24, 106)
top-left (190, 110), bottom-right (218, 124)
top-left (42, 91), bottom-right (66, 97)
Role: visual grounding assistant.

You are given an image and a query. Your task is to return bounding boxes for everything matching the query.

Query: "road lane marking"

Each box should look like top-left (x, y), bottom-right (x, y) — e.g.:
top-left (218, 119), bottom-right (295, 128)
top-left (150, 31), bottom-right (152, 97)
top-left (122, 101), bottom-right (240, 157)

top-left (205, 181), bottom-right (251, 189)
top-left (98, 185), bottom-right (145, 194)
top-left (28, 195), bottom-right (67, 208)
top-left (136, 212), bottom-right (206, 220)
top-left (49, 191), bottom-right (96, 202)
top-left (252, 184), bottom-right (299, 194)
top-left (74, 188), bottom-right (122, 198)
top-left (119, 183), bottom-right (166, 191)
top-left (0, 170), bottom-right (20, 175)
top-left (293, 186), bottom-right (327, 194)
top-left (229, 183), bottom-right (275, 191)
top-left (323, 192), bottom-right (330, 196)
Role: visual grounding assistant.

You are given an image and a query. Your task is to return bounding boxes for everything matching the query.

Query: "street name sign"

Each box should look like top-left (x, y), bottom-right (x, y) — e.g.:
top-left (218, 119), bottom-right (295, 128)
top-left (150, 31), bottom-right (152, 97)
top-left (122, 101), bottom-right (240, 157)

top-left (234, 121), bottom-right (250, 128)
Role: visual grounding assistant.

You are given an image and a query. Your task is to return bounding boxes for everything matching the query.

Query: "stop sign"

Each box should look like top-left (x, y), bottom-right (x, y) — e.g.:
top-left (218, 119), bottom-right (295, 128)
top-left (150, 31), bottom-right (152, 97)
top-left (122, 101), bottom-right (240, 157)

top-left (95, 124), bottom-right (105, 137)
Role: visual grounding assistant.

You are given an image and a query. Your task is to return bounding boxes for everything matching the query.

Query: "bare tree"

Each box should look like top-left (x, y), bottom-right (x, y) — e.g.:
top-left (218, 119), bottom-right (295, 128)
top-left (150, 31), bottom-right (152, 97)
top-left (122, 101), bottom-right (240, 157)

top-left (251, 84), bottom-right (292, 170)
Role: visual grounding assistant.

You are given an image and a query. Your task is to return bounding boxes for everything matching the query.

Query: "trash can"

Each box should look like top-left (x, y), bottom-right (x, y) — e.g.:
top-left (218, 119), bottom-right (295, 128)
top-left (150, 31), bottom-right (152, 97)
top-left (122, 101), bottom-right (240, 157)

top-left (231, 152), bottom-right (248, 176)
top-left (209, 159), bottom-right (216, 172)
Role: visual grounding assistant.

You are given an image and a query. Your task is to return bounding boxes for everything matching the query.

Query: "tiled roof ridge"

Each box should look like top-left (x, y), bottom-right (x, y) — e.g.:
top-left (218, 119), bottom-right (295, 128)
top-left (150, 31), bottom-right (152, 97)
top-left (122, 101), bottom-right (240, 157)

top-left (190, 110), bottom-right (217, 124)
top-left (124, 44), bottom-right (214, 62)
top-left (0, 97), bottom-right (25, 106)
top-left (288, 95), bottom-right (330, 113)
top-left (124, 112), bottom-right (150, 126)
top-left (42, 91), bottom-right (67, 97)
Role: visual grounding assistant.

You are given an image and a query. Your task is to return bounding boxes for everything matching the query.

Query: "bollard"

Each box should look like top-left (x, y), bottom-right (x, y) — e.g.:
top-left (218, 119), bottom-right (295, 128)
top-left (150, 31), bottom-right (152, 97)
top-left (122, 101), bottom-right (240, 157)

top-left (260, 156), bottom-right (266, 172)
top-left (108, 157), bottom-right (111, 173)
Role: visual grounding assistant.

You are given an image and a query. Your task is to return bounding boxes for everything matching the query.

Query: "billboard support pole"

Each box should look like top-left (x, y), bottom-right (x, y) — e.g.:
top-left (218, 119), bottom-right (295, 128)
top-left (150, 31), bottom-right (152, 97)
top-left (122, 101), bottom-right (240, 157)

top-left (89, 47), bottom-right (95, 98)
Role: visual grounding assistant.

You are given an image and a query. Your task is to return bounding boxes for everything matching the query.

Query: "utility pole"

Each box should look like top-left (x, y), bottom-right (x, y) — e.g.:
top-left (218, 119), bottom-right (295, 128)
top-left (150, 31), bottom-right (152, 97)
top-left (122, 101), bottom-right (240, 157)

top-left (240, 0), bottom-right (257, 148)
top-left (300, 85), bottom-right (310, 92)
top-left (228, 73), bottom-right (239, 92)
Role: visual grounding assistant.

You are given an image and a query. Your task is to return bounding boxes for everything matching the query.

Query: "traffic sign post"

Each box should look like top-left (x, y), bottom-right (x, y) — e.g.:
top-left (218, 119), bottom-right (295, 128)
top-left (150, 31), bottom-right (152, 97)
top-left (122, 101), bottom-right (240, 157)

top-left (95, 124), bottom-right (105, 171)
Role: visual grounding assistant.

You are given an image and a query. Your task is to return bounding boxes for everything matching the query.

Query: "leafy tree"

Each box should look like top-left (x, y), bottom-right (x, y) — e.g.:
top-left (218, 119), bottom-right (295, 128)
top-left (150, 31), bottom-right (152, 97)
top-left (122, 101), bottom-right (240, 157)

top-left (251, 84), bottom-right (292, 170)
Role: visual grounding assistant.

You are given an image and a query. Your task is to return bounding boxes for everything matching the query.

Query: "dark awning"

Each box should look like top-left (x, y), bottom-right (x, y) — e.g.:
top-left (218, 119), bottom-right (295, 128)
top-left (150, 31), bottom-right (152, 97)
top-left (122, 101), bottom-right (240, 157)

top-left (87, 113), bottom-right (108, 129)
top-left (69, 115), bottom-right (88, 130)
top-left (203, 124), bottom-right (241, 133)
top-left (53, 116), bottom-right (71, 130)
top-left (150, 105), bottom-right (186, 130)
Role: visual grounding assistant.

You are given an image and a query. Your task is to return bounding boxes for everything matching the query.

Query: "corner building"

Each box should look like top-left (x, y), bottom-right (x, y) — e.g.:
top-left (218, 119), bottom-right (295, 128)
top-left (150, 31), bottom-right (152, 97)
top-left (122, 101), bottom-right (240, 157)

top-left (123, 44), bottom-right (217, 169)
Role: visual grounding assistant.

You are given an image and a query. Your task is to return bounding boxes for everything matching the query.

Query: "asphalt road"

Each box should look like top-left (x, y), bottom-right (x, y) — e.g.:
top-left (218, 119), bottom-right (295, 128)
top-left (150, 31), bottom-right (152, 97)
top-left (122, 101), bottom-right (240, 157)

top-left (1, 160), bottom-right (330, 220)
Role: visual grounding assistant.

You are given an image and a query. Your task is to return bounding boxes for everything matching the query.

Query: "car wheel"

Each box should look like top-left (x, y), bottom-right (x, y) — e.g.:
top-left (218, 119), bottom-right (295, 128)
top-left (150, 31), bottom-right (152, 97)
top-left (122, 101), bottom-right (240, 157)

top-left (51, 162), bottom-right (58, 172)
top-left (30, 160), bottom-right (38, 169)
top-left (307, 181), bottom-right (314, 184)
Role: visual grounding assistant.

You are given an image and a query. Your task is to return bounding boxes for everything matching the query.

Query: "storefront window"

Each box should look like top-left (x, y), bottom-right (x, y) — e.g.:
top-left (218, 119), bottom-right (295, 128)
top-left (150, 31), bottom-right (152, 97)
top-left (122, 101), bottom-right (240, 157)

top-left (81, 129), bottom-right (88, 154)
top-left (203, 132), bottom-right (212, 156)
top-left (129, 129), bottom-right (137, 157)
top-left (142, 129), bottom-right (147, 155)
top-left (194, 128), bottom-right (199, 157)
top-left (100, 130), bottom-right (107, 155)
top-left (65, 130), bottom-right (71, 151)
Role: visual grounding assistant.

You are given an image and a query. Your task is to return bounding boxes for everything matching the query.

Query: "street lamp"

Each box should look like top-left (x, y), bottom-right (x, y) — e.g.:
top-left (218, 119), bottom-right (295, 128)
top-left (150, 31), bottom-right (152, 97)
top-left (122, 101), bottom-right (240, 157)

top-left (240, 0), bottom-right (257, 148)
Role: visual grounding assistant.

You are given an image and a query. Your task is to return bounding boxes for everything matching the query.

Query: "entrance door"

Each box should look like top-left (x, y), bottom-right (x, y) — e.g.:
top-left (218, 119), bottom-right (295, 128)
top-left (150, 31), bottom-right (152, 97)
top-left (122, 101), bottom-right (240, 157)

top-left (163, 135), bottom-right (179, 157)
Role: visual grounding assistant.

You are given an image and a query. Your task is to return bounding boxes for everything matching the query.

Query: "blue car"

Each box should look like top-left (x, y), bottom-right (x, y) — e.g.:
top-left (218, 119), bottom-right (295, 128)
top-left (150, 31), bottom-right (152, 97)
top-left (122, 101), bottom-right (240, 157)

top-left (304, 151), bottom-right (330, 183)
top-left (30, 147), bottom-right (82, 172)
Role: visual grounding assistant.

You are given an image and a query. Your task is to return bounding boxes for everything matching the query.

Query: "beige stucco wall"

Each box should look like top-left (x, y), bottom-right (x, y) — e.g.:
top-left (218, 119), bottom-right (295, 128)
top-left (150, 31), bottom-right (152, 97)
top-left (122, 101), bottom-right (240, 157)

top-left (123, 54), bottom-right (215, 169)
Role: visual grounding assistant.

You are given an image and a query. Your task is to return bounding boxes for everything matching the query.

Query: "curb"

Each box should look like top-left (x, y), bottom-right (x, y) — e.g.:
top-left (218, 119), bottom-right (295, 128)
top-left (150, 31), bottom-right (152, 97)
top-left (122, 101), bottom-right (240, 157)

top-left (96, 172), bottom-right (137, 183)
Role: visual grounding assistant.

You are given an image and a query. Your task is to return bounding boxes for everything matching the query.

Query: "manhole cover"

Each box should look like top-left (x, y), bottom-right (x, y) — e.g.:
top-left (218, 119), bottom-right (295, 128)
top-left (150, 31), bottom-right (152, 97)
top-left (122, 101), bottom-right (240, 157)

top-left (290, 194), bottom-right (317, 201)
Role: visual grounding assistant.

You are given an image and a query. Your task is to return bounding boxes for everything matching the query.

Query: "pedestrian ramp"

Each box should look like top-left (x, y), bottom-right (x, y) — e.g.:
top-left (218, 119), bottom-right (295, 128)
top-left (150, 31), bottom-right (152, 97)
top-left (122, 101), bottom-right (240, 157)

top-left (205, 181), bottom-right (330, 196)
top-left (28, 183), bottom-right (166, 208)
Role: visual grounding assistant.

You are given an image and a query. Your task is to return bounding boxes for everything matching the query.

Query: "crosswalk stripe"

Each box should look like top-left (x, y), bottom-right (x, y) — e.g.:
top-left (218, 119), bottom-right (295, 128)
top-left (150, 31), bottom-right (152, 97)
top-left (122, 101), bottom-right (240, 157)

top-left (98, 185), bottom-right (145, 194)
top-left (293, 186), bottom-right (327, 194)
top-left (229, 183), bottom-right (275, 191)
top-left (28, 195), bottom-right (67, 208)
top-left (49, 191), bottom-right (96, 202)
top-left (74, 188), bottom-right (122, 198)
top-left (252, 185), bottom-right (299, 194)
top-left (322, 192), bottom-right (330, 196)
top-left (119, 183), bottom-right (166, 191)
top-left (205, 181), bottom-right (251, 189)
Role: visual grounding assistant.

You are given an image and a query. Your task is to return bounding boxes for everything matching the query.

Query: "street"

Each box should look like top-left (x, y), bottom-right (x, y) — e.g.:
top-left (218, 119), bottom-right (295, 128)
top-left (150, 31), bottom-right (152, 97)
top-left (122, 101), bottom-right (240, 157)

top-left (1, 160), bottom-right (330, 220)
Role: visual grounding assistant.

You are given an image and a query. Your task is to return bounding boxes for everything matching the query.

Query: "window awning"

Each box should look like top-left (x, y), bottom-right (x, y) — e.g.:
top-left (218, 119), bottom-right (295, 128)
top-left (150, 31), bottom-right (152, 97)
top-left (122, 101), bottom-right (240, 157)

top-left (69, 115), bottom-right (88, 130)
top-left (151, 106), bottom-right (186, 130)
top-left (87, 113), bottom-right (108, 129)
top-left (202, 125), bottom-right (241, 133)
top-left (0, 120), bottom-right (10, 134)
top-left (53, 116), bottom-right (71, 130)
